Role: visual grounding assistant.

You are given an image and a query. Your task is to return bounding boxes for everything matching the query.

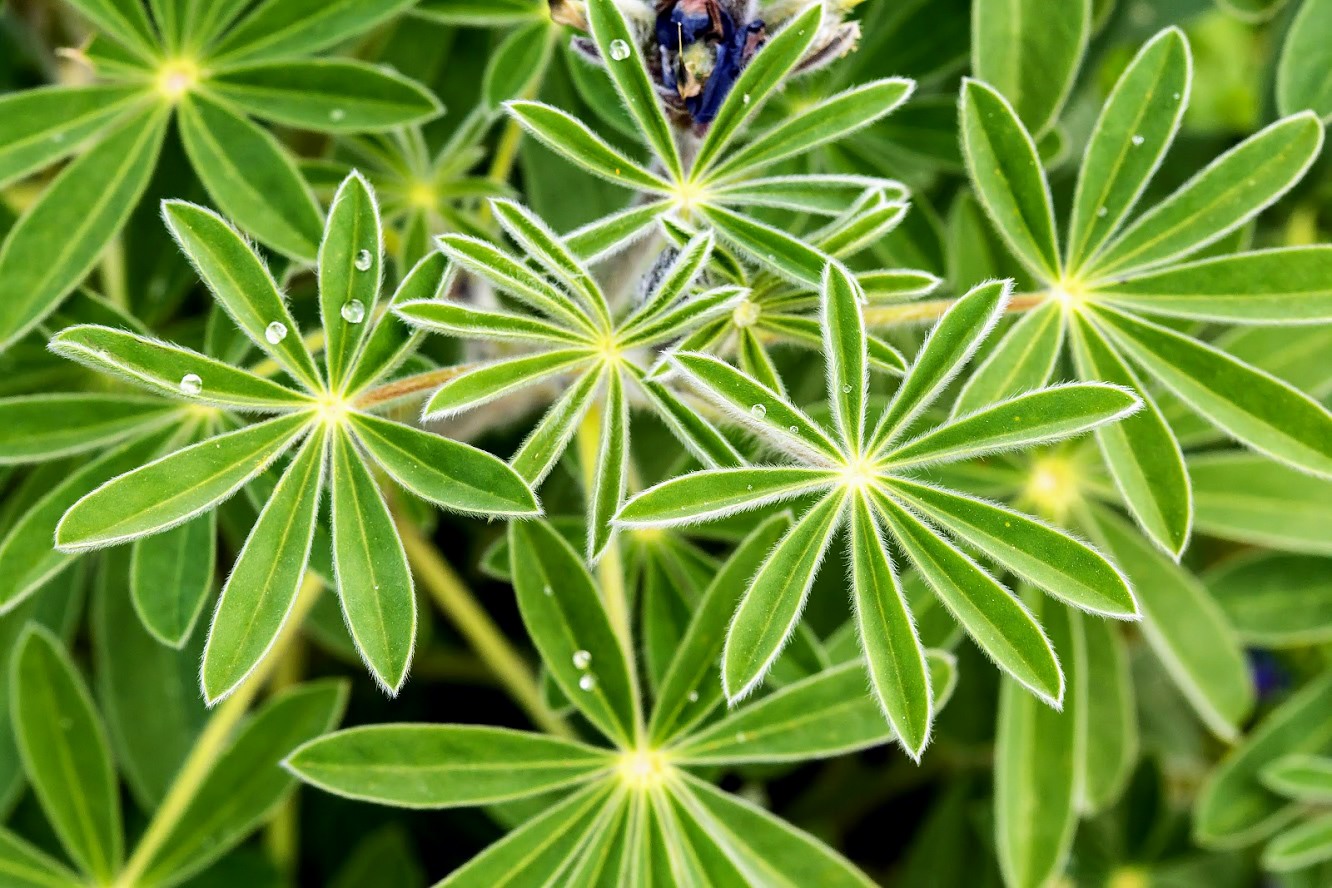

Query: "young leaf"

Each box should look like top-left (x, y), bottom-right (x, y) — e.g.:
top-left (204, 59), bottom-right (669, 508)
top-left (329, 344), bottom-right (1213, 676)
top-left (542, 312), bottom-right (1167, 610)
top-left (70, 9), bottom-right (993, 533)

top-left (511, 368), bottom-right (602, 485)
top-left (951, 301), bottom-right (1065, 416)
top-left (9, 627), bottom-right (121, 883)
top-left (330, 431), bottom-right (415, 694)
top-left (1065, 27), bottom-right (1191, 267)
top-left (849, 496), bottom-right (932, 757)
top-left (701, 203), bottom-right (833, 287)
top-left (508, 520), bottom-right (638, 748)
top-left (136, 681), bottom-right (349, 887)
top-left (349, 412), bottom-right (540, 517)
top-left (0, 104), bottom-right (167, 351)
top-left (286, 725), bottom-right (613, 807)
top-left (201, 426), bottom-right (327, 704)
top-left (505, 100), bottom-right (667, 192)
top-left (1089, 112), bottom-right (1324, 276)
top-left (722, 492), bottom-right (844, 703)
top-left (823, 262), bottom-right (868, 452)
top-left (56, 413), bottom-right (310, 551)
top-left (959, 80), bottom-right (1060, 280)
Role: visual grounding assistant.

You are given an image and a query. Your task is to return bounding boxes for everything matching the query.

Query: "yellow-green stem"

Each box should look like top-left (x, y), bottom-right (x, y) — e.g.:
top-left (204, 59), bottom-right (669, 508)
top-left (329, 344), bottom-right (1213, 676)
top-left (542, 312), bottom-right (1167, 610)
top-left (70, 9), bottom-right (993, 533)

top-left (397, 517), bottom-right (575, 739)
top-left (113, 574), bottom-right (324, 888)
top-left (862, 291), bottom-right (1046, 328)
top-left (262, 633), bottom-right (307, 877)
top-left (353, 362), bottom-right (476, 410)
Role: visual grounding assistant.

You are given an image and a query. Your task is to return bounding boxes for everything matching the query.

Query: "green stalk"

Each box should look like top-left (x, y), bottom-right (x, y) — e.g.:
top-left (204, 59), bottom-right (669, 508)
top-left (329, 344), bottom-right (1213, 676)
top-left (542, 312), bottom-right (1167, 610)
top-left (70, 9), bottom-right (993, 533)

top-left (112, 574), bottom-right (324, 888)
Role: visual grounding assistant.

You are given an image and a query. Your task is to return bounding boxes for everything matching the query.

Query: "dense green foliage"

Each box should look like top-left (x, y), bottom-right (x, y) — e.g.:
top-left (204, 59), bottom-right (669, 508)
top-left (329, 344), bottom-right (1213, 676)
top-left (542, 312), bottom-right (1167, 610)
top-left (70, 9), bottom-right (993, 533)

top-left (2, 0), bottom-right (1332, 885)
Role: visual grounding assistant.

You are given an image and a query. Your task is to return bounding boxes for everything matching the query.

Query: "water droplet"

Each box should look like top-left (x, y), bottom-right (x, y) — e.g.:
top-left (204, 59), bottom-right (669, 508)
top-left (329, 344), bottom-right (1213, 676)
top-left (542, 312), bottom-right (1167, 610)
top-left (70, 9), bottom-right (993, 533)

top-left (341, 299), bottom-right (365, 324)
top-left (1096, 207), bottom-right (1108, 218)
top-left (572, 650), bottom-right (592, 670)
top-left (687, 690), bottom-right (700, 702)
top-left (750, 404), bottom-right (767, 419)
top-left (330, 108), bottom-right (346, 122)
top-left (354, 249), bottom-right (373, 271)
top-left (543, 585), bottom-right (553, 597)
top-left (1131, 134), bottom-right (1145, 146)
top-left (1172, 91), bottom-right (1181, 100)
top-left (743, 94), bottom-right (751, 105)
top-left (579, 673), bottom-right (598, 691)
top-left (51, 131), bottom-right (65, 143)
top-left (264, 321), bottom-right (288, 344)
top-left (179, 373), bottom-right (202, 395)
top-left (609, 39), bottom-right (631, 61)
top-left (842, 384), bottom-right (852, 394)
top-left (789, 425), bottom-right (798, 433)
top-left (735, 731), bottom-right (748, 743)
top-left (746, 484), bottom-right (753, 490)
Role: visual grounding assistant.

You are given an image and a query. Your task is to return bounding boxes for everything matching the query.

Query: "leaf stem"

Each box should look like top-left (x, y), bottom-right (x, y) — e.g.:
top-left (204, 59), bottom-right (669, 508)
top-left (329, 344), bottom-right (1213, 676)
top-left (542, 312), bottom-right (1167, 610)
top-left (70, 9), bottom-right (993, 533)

top-left (353, 362), bottom-right (477, 410)
top-left (112, 573), bottom-right (324, 888)
top-left (862, 291), bottom-right (1046, 327)
top-left (396, 516), bottom-right (575, 739)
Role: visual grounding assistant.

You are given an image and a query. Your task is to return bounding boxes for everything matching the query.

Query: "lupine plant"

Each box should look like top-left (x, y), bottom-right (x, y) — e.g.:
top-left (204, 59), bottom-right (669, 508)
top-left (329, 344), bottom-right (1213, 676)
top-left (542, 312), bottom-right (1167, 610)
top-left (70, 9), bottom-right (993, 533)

top-left (3, 0), bottom-right (1332, 886)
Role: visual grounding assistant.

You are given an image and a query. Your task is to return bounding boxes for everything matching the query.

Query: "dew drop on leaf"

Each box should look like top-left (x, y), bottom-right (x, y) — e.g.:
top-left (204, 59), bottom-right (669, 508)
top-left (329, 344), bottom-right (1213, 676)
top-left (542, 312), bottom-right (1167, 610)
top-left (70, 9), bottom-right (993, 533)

top-left (330, 108), bottom-right (346, 122)
top-left (179, 373), bottom-right (202, 395)
top-left (265, 321), bottom-right (288, 344)
top-left (543, 585), bottom-right (553, 597)
top-left (579, 673), bottom-right (597, 691)
top-left (842, 385), bottom-right (852, 393)
top-left (341, 299), bottom-right (366, 324)
top-left (687, 690), bottom-right (700, 702)
top-left (609, 39), bottom-right (631, 61)
top-left (354, 249), bottom-right (373, 271)
top-left (1131, 134), bottom-right (1145, 146)
top-left (750, 404), bottom-right (767, 419)
top-left (1096, 207), bottom-right (1108, 217)
top-left (572, 650), bottom-right (592, 669)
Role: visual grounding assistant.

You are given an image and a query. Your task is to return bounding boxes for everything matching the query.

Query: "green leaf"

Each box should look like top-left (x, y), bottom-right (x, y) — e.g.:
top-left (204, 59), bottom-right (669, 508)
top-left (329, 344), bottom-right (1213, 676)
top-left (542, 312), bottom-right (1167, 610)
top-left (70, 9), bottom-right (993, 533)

top-left (436, 781), bottom-right (617, 888)
top-left (875, 493), bottom-right (1063, 705)
top-left (1265, 814), bottom-right (1332, 872)
top-left (9, 626), bottom-right (121, 882)
top-left (0, 827), bottom-right (82, 888)
top-left (212, 60), bottom-right (442, 131)
top-left (871, 279), bottom-right (1011, 451)
top-left (823, 262), bottom-right (868, 452)
top-left (56, 413), bottom-right (309, 551)
top-left (433, 233), bottom-right (589, 332)
top-left (344, 251), bottom-right (450, 396)
top-left (1066, 27), bottom-right (1191, 268)
top-left (632, 371), bottom-right (745, 470)
top-left (92, 549), bottom-right (207, 808)
top-left (885, 383), bottom-right (1140, 468)
top-left (1263, 754), bottom-right (1332, 803)
top-left (319, 172), bottom-right (383, 390)
top-left (50, 325), bottom-right (311, 409)
top-left (483, 21), bottom-right (553, 110)
top-left (586, 0), bottom-right (682, 179)
top-left (511, 368), bottom-right (602, 485)
top-left (508, 520), bottom-right (638, 747)
top-left (287, 724), bottom-right (613, 807)
top-left (138, 681), bottom-right (348, 887)
top-left (1207, 552), bottom-right (1332, 646)
top-left (1089, 112), bottom-right (1324, 276)
top-left (952, 301), bottom-right (1064, 416)
top-left (162, 199), bottom-right (322, 387)
top-left (1190, 451), bottom-right (1332, 554)
top-left (506, 100), bottom-right (667, 192)
top-left (649, 513), bottom-right (792, 744)
top-left (995, 593), bottom-right (1083, 888)
top-left (712, 176), bottom-right (904, 218)
top-left (1277, 0), bottom-right (1332, 120)
top-left (972, 0), bottom-right (1090, 135)
top-left (568, 199), bottom-right (673, 261)
top-left (622, 230), bottom-right (714, 331)
top-left (0, 104), bottom-right (167, 351)
top-left (0, 394), bottom-right (174, 464)
top-left (489, 198), bottom-right (609, 328)
top-left (691, 3), bottom-right (823, 177)
top-left (176, 94), bottom-right (324, 263)
top-left (1069, 314), bottom-right (1191, 557)
top-left (701, 203), bottom-right (833, 287)
top-left (1097, 247), bottom-right (1332, 323)
top-left (209, 0), bottom-right (417, 64)
top-left (201, 427), bottom-right (326, 704)
top-left (890, 479), bottom-right (1137, 618)
top-left (675, 655), bottom-right (951, 764)
top-left (1195, 671), bottom-right (1332, 848)
top-left (63, 0), bottom-right (157, 59)
top-left (959, 79), bottom-right (1060, 280)
top-left (618, 466), bottom-right (834, 527)
top-left (588, 373), bottom-right (628, 561)
top-left (1093, 305), bottom-right (1332, 478)
top-left (130, 511), bottom-right (216, 647)
top-left (668, 351), bottom-right (842, 461)
top-left (1079, 616), bottom-right (1136, 812)
top-left (330, 431), bottom-right (415, 694)
top-left (396, 299), bottom-right (585, 344)
top-left (0, 85), bottom-right (144, 191)
top-left (723, 493), bottom-right (844, 703)
top-left (849, 496), bottom-right (932, 757)
top-left (709, 79), bottom-right (915, 183)
top-left (1085, 505), bottom-right (1252, 740)
top-left (0, 429), bottom-right (167, 613)
top-left (672, 774), bottom-right (876, 888)
top-left (349, 412), bottom-right (539, 517)
top-left (419, 349), bottom-right (593, 416)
